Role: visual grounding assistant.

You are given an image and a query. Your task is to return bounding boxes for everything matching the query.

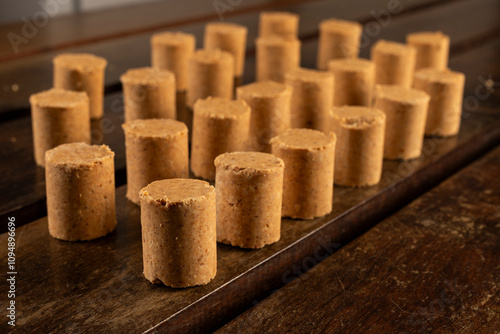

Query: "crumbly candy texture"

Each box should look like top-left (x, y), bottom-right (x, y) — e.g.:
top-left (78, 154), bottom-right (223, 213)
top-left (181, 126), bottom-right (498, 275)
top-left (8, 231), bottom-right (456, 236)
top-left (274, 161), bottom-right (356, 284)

top-left (123, 119), bottom-right (189, 204)
top-left (140, 179), bottom-right (216, 288)
top-left (45, 142), bottom-right (116, 241)
top-left (331, 106), bottom-right (386, 186)
top-left (271, 128), bottom-right (336, 219)
top-left (215, 152), bottom-right (284, 248)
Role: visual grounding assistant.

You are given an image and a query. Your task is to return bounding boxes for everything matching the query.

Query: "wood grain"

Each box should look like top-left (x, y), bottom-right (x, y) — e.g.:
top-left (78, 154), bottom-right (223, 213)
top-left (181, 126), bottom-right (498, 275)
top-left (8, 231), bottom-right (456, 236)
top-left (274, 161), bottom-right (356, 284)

top-left (216, 145), bottom-right (500, 334)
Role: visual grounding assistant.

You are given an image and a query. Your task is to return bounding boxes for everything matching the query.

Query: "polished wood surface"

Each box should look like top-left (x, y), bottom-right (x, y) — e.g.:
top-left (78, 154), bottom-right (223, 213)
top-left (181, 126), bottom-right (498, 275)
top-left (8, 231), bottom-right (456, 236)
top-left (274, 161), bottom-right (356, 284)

top-left (216, 145), bottom-right (500, 334)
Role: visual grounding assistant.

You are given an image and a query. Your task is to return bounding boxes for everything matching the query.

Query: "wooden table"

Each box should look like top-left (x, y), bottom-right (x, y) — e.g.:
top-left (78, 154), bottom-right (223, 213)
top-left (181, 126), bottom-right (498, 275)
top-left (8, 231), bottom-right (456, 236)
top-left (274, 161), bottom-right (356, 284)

top-left (0, 0), bottom-right (499, 333)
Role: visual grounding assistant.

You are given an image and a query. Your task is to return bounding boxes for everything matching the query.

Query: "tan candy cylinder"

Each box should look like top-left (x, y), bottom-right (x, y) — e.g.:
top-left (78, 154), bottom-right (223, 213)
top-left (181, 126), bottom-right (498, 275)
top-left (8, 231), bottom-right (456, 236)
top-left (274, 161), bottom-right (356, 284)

top-left (371, 40), bottom-right (416, 88)
top-left (317, 19), bottom-right (362, 70)
top-left (270, 129), bottom-right (336, 219)
top-left (215, 152), bottom-right (284, 249)
top-left (186, 49), bottom-right (234, 108)
top-left (53, 53), bottom-right (107, 119)
top-left (285, 68), bottom-right (334, 132)
top-left (191, 97), bottom-right (251, 181)
top-left (140, 179), bottom-right (216, 288)
top-left (30, 89), bottom-right (90, 167)
top-left (407, 31), bottom-right (449, 71)
top-left (256, 36), bottom-right (300, 82)
top-left (328, 58), bottom-right (375, 107)
top-left (204, 22), bottom-right (248, 77)
top-left (123, 119), bottom-right (189, 204)
top-left (236, 81), bottom-right (292, 152)
top-left (374, 85), bottom-right (430, 160)
top-left (259, 11), bottom-right (299, 38)
top-left (331, 106), bottom-right (386, 186)
top-left (414, 68), bottom-right (465, 137)
top-left (120, 67), bottom-right (176, 122)
top-left (151, 31), bottom-right (195, 91)
top-left (45, 143), bottom-right (116, 241)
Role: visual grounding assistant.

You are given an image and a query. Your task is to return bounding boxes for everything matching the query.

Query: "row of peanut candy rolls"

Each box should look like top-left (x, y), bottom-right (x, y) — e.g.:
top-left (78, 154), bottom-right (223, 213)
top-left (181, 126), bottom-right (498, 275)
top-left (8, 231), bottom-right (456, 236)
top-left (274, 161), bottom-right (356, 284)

top-left (37, 15), bottom-right (462, 290)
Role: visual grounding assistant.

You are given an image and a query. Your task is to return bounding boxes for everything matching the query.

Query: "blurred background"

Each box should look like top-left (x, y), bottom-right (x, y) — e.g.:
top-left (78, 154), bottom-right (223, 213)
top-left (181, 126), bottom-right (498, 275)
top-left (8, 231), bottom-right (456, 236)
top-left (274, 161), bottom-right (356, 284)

top-left (0, 0), bottom-right (166, 24)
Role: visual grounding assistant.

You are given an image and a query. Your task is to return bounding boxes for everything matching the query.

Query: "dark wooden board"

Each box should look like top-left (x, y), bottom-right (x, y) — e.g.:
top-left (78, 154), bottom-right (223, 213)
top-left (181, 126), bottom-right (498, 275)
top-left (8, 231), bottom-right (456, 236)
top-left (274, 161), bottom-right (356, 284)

top-left (0, 0), bottom-right (451, 119)
top-left (1, 0), bottom-right (500, 228)
top-left (216, 146), bottom-right (500, 334)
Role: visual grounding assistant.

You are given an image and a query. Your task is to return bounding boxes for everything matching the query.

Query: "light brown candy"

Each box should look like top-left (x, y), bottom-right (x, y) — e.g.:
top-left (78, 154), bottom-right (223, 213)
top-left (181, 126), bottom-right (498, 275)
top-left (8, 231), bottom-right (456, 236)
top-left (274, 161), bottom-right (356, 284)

top-left (191, 97), bottom-right (250, 181)
top-left (331, 106), bottom-right (386, 186)
top-left (259, 11), bottom-right (299, 38)
top-left (30, 88), bottom-right (90, 167)
top-left (45, 142), bottom-right (116, 241)
top-left (407, 31), bottom-right (449, 71)
top-left (371, 40), bottom-right (416, 88)
top-left (284, 68), bottom-right (334, 132)
top-left (215, 152), bottom-right (284, 249)
top-left (204, 22), bottom-right (248, 77)
top-left (270, 129), bottom-right (336, 219)
top-left (151, 31), bottom-right (195, 91)
top-left (186, 49), bottom-right (234, 108)
top-left (236, 81), bottom-right (292, 152)
top-left (317, 19), bottom-right (362, 70)
top-left (255, 36), bottom-right (301, 82)
top-left (374, 85), bottom-right (430, 160)
top-left (414, 68), bottom-right (465, 137)
top-left (123, 119), bottom-right (188, 204)
top-left (53, 53), bottom-right (107, 119)
top-left (120, 67), bottom-right (176, 122)
top-left (328, 58), bottom-right (375, 107)
top-left (140, 179), bottom-right (216, 288)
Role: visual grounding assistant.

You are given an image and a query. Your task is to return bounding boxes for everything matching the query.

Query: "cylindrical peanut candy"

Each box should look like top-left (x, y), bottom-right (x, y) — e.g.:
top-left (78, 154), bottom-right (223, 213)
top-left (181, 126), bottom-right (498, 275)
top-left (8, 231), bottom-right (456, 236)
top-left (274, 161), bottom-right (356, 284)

top-left (123, 119), bottom-right (189, 204)
top-left (331, 106), bottom-right (386, 186)
top-left (374, 85), bottom-right (430, 160)
top-left (120, 67), bottom-right (176, 122)
top-left (414, 68), bottom-right (465, 137)
top-left (45, 142), bottom-right (116, 241)
top-left (30, 88), bottom-right (90, 167)
top-left (328, 58), bottom-right (375, 107)
top-left (53, 53), bottom-right (107, 119)
top-left (140, 179), bottom-right (216, 288)
top-left (236, 81), bottom-right (292, 152)
top-left (407, 31), bottom-right (449, 71)
top-left (256, 36), bottom-right (301, 82)
top-left (259, 11), bottom-right (299, 38)
top-left (215, 152), bottom-right (284, 249)
top-left (285, 68), bottom-right (334, 132)
top-left (186, 49), bottom-right (234, 108)
top-left (270, 128), bottom-right (336, 219)
top-left (204, 22), bottom-right (248, 78)
top-left (317, 19), bottom-right (362, 70)
top-left (151, 31), bottom-right (195, 91)
top-left (191, 97), bottom-right (250, 181)
top-left (371, 40), bottom-right (416, 88)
